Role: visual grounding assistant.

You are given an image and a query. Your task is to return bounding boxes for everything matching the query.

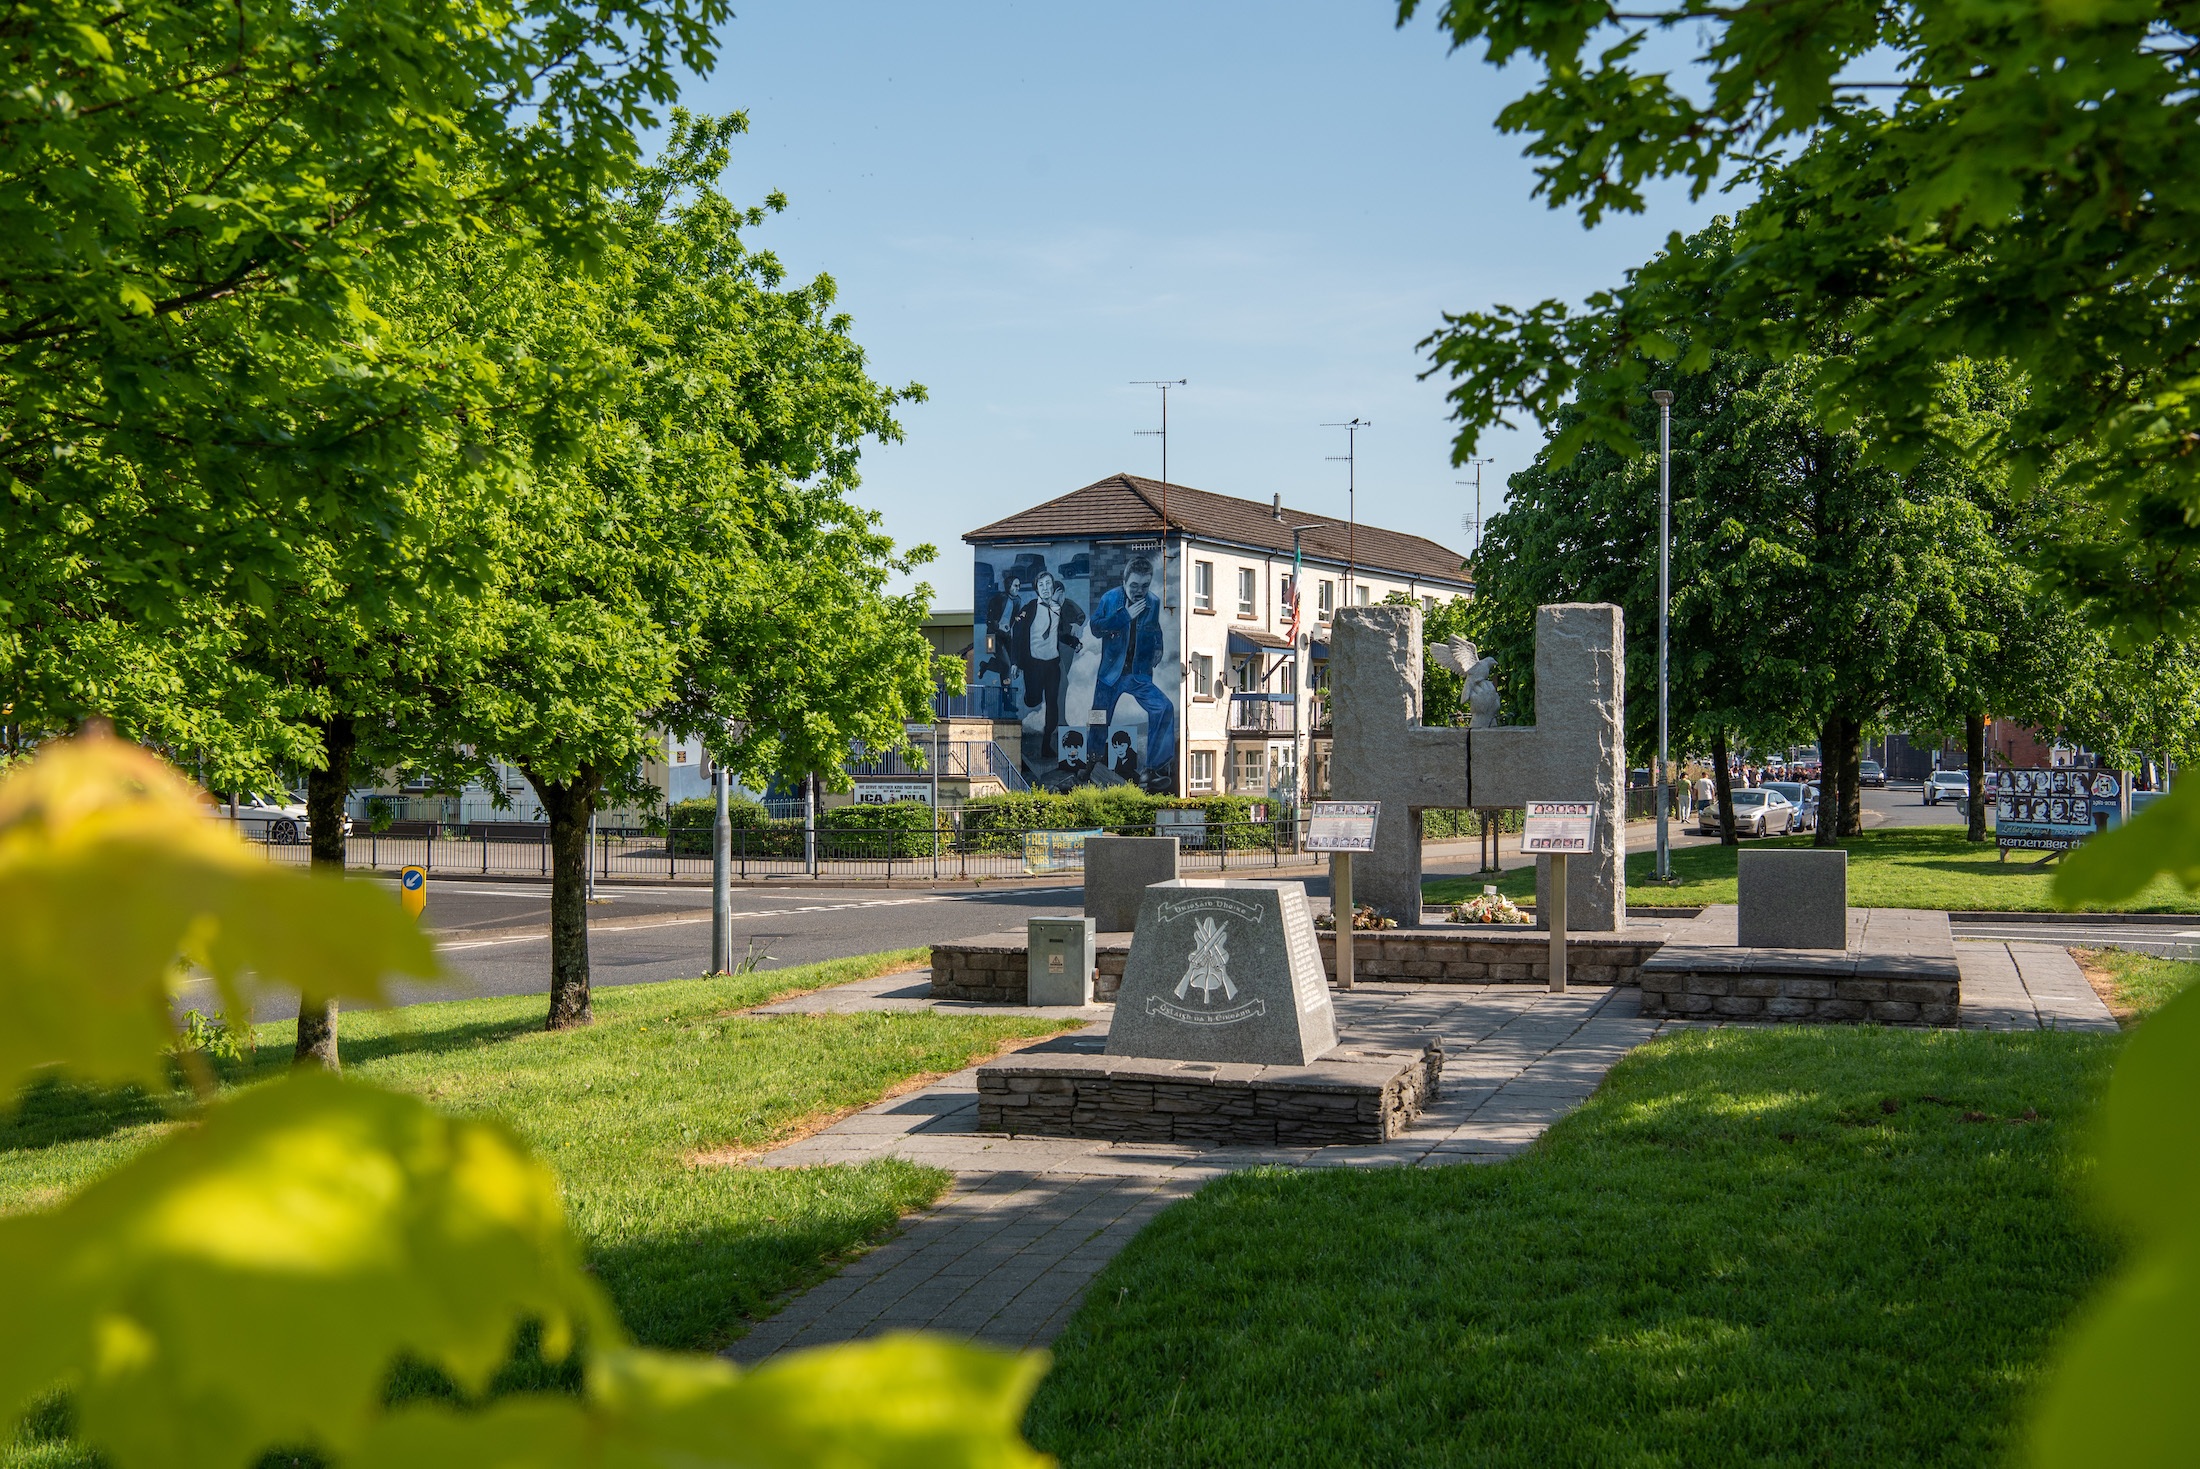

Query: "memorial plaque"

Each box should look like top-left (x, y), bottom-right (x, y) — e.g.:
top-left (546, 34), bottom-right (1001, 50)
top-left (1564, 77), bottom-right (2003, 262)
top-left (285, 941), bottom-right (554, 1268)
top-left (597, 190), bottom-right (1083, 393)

top-left (1106, 879), bottom-right (1339, 1066)
top-left (1306, 800), bottom-right (1380, 852)
top-left (1521, 800), bottom-right (1598, 853)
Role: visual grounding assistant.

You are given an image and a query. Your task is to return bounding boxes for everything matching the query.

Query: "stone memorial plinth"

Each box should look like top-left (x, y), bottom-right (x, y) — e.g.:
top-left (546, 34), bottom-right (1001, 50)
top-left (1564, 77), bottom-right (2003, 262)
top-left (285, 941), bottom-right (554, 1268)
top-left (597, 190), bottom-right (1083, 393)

top-left (1737, 849), bottom-right (1847, 949)
top-left (1026, 916), bottom-right (1096, 1005)
top-left (1106, 879), bottom-right (1337, 1066)
top-left (1083, 835), bottom-right (1180, 932)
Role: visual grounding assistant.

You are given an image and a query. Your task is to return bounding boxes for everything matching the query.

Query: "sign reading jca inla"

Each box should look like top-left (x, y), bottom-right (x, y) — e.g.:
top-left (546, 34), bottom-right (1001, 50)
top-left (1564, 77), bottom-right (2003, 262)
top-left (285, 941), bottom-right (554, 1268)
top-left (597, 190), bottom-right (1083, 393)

top-left (1106, 879), bottom-right (1338, 1066)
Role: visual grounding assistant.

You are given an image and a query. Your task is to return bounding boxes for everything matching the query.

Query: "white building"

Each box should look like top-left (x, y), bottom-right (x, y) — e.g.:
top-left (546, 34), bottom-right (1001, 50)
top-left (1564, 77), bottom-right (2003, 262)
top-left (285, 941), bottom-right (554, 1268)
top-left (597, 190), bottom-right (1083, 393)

top-left (966, 473), bottom-right (1473, 800)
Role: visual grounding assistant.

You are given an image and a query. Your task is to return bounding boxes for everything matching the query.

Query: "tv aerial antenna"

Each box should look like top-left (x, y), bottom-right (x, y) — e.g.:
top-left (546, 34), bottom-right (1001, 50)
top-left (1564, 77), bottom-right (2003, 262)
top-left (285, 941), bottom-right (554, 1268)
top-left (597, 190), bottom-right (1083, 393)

top-left (1458, 457), bottom-right (1495, 561)
top-left (1131, 379), bottom-right (1187, 529)
top-left (1323, 418), bottom-right (1370, 602)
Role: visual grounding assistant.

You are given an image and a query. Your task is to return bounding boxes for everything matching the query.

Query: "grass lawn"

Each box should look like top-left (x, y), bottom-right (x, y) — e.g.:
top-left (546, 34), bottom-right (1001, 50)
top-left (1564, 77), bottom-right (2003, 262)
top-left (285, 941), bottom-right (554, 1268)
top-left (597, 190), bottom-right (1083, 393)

top-left (1027, 1026), bottom-right (2122, 1468)
top-left (0, 949), bottom-right (1076, 1352)
top-left (2071, 947), bottom-right (2200, 1025)
top-left (1425, 827), bottom-right (2200, 914)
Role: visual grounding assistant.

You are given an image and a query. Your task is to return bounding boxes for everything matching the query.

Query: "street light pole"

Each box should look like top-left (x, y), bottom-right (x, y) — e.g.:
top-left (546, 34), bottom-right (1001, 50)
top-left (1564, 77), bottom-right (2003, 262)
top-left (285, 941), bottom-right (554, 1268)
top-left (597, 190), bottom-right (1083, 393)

top-left (710, 761), bottom-right (731, 973)
top-left (1652, 389), bottom-right (1674, 882)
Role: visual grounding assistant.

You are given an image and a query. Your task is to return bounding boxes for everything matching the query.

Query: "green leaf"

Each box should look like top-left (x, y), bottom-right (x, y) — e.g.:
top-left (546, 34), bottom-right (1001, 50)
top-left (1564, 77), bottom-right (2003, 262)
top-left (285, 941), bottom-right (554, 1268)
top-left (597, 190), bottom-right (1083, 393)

top-left (116, 282), bottom-right (152, 315)
top-left (0, 734), bottom-right (440, 1100)
top-left (2031, 982), bottom-right (2200, 1465)
top-left (0, 1071), bottom-right (621, 1469)
top-left (356, 1336), bottom-right (1053, 1468)
top-left (2053, 781), bottom-right (2200, 907)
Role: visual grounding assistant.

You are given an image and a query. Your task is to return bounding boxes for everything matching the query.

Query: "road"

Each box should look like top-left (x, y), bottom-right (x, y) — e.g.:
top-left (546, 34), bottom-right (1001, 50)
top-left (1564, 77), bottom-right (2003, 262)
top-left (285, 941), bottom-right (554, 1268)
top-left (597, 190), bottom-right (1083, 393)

top-left (215, 779), bottom-right (2171, 1020)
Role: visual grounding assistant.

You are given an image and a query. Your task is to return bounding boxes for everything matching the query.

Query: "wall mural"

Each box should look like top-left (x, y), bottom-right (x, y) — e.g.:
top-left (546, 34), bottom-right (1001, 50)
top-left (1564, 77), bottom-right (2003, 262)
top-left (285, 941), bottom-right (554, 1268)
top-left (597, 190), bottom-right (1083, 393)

top-left (973, 538), bottom-right (1178, 795)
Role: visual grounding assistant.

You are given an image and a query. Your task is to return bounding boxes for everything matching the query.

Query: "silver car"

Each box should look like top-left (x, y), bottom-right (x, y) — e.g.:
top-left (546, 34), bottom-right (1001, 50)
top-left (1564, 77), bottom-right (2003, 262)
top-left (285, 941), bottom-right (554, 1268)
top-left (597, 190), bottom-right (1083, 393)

top-left (1763, 781), bottom-right (1817, 832)
top-left (1924, 771), bottom-right (1970, 806)
top-left (1699, 788), bottom-right (1801, 837)
top-left (207, 791), bottom-right (348, 845)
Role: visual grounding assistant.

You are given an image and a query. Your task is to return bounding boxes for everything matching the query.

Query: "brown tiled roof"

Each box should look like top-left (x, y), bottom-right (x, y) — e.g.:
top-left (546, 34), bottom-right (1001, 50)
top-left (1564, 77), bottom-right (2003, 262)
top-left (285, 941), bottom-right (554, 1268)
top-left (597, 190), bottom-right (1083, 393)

top-left (964, 473), bottom-right (1473, 588)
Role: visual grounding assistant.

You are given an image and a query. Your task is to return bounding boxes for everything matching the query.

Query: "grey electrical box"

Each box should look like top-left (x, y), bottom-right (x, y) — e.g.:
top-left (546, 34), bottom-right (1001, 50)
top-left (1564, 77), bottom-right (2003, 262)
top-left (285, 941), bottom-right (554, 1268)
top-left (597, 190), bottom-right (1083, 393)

top-left (1027, 916), bottom-right (1097, 1006)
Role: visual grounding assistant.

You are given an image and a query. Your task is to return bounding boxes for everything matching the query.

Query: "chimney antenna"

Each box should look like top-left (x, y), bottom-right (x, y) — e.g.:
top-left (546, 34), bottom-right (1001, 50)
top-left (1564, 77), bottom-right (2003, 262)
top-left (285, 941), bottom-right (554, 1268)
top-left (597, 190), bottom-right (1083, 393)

top-left (1323, 418), bottom-right (1370, 603)
top-left (1458, 457), bottom-right (1495, 561)
top-left (1131, 379), bottom-right (1187, 531)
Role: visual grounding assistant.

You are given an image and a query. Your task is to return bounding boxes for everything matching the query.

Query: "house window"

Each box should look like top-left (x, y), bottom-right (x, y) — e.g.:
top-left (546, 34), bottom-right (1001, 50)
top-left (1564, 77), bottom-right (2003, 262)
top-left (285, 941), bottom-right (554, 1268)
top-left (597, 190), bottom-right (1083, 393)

top-left (1232, 655), bottom-right (1260, 693)
top-left (1355, 584), bottom-right (1372, 606)
top-left (1193, 561), bottom-right (1214, 612)
top-left (1421, 595), bottom-right (1436, 614)
top-left (1239, 749), bottom-right (1268, 791)
top-left (1189, 652), bottom-right (1215, 699)
top-left (1236, 567), bottom-right (1257, 618)
top-left (1277, 659), bottom-right (1297, 696)
top-left (1317, 580), bottom-right (1334, 621)
top-left (1188, 750), bottom-right (1216, 792)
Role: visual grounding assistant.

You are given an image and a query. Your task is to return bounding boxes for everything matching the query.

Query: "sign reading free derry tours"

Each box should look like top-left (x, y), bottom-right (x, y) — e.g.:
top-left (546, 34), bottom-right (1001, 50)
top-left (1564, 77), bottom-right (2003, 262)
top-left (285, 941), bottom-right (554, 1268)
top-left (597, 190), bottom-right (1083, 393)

top-left (1106, 879), bottom-right (1338, 1066)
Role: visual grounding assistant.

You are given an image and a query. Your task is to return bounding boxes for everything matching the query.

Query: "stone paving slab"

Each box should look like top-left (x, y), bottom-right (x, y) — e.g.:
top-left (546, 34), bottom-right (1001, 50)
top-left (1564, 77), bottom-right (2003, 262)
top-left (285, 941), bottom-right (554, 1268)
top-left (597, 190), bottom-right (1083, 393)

top-left (1956, 940), bottom-right (2119, 1032)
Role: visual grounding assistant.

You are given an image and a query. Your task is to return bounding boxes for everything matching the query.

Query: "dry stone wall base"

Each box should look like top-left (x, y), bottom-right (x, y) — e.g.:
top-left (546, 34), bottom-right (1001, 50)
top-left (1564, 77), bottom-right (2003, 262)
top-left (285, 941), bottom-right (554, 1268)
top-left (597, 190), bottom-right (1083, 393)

top-left (1638, 908), bottom-right (1961, 1027)
top-left (976, 1044), bottom-right (1444, 1146)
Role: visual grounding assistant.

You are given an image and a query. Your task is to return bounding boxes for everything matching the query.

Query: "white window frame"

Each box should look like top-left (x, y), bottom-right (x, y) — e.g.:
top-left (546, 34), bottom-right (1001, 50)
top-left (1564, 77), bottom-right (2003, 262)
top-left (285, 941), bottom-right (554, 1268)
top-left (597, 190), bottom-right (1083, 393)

top-left (1354, 584), bottom-right (1372, 606)
top-left (1236, 567), bottom-right (1257, 618)
top-left (1188, 750), bottom-right (1216, 792)
top-left (1317, 579), bottom-right (1335, 621)
top-left (1189, 652), bottom-right (1215, 700)
top-left (1192, 560), bottom-right (1214, 612)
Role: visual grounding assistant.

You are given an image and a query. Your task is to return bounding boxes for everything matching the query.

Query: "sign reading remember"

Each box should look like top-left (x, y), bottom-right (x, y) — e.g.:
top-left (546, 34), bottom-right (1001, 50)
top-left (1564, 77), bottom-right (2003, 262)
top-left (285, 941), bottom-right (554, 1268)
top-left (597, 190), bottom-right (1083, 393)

top-left (1522, 801), bottom-right (1598, 854)
top-left (1305, 800), bottom-right (1380, 852)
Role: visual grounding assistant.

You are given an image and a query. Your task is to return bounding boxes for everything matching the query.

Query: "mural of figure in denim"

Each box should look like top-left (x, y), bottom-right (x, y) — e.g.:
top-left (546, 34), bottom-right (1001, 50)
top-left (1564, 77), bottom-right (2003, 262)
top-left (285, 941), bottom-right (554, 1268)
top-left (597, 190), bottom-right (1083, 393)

top-left (972, 538), bottom-right (1177, 794)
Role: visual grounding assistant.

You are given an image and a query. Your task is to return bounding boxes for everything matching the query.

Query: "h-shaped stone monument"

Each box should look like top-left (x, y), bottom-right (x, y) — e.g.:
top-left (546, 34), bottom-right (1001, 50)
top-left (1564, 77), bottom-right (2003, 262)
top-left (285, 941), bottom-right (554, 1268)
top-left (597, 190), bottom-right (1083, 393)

top-left (1328, 603), bottom-right (1627, 930)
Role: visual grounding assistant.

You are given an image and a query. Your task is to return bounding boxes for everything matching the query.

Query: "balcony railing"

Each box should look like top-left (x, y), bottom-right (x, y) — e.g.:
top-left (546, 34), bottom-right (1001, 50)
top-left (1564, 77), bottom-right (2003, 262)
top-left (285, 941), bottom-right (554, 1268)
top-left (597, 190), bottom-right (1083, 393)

top-left (1227, 694), bottom-right (1295, 734)
top-left (845, 740), bottom-right (1030, 792)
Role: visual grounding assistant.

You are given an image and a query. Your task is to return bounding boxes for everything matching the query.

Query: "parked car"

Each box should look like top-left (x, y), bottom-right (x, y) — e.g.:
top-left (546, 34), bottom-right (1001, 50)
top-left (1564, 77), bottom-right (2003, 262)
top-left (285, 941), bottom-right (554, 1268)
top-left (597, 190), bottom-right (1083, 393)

top-left (1763, 781), bottom-right (1817, 831)
top-left (1923, 770), bottom-right (1970, 806)
top-left (206, 791), bottom-right (347, 845)
top-left (1858, 760), bottom-right (1886, 788)
top-left (1699, 787), bottom-right (1801, 837)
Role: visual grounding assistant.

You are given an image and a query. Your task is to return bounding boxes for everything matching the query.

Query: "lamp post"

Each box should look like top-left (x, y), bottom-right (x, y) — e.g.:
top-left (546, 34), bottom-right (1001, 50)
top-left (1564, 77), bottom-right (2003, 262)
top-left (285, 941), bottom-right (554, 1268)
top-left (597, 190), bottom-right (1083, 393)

top-left (1652, 389), bottom-right (1674, 882)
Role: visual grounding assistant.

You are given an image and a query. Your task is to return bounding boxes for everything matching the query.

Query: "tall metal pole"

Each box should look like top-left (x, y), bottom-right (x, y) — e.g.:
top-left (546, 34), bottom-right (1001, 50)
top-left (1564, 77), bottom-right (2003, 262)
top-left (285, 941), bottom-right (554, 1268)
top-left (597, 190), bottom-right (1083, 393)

top-left (1323, 418), bottom-right (1369, 603)
top-left (1652, 389), bottom-right (1674, 882)
top-left (930, 678), bottom-right (941, 880)
top-left (710, 762), bottom-right (730, 973)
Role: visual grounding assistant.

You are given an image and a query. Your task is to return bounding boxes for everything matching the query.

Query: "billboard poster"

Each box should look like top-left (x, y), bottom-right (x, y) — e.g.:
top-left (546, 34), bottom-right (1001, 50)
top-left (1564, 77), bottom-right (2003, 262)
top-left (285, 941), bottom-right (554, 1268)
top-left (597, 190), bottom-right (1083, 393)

top-left (1995, 766), bottom-right (2125, 853)
top-left (973, 538), bottom-right (1177, 795)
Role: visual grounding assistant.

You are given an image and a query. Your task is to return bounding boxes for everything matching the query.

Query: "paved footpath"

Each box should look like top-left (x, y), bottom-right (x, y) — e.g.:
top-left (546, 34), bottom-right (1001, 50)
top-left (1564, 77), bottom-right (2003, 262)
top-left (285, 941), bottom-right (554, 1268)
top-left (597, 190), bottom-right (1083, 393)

top-left (725, 941), bottom-right (2117, 1364)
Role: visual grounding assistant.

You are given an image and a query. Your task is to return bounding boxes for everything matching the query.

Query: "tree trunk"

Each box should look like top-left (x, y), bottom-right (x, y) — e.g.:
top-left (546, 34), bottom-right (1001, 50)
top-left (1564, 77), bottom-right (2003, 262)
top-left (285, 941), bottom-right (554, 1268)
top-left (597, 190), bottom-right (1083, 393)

top-left (531, 767), bottom-right (600, 1030)
top-left (1813, 714), bottom-right (1842, 849)
top-left (1836, 714), bottom-right (1865, 838)
top-left (1965, 712), bottom-right (1988, 842)
top-left (295, 713), bottom-right (355, 1070)
top-left (1712, 728), bottom-right (1738, 846)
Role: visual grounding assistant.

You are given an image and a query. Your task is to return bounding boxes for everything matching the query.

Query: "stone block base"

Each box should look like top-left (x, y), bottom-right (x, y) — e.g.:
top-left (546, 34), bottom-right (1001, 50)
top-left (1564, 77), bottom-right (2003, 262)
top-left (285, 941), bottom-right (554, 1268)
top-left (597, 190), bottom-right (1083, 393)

top-left (1639, 908), bottom-right (1960, 1027)
top-left (976, 1043), bottom-right (1444, 1145)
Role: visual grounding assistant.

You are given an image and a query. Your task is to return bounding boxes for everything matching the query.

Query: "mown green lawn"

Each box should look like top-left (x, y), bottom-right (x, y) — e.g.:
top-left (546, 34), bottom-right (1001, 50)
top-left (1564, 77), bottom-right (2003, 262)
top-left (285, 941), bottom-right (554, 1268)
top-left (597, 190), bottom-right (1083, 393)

top-left (1425, 827), bottom-right (2200, 914)
top-left (0, 950), bottom-right (1074, 1352)
top-left (1028, 1026), bottom-right (2122, 1468)
top-left (2072, 947), bottom-right (2200, 1025)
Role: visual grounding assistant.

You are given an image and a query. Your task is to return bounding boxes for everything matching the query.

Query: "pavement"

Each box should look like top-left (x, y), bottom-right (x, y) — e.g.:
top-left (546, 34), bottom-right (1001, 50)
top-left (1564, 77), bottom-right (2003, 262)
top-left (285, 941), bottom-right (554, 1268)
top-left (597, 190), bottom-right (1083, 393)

top-left (723, 938), bottom-right (2117, 1364)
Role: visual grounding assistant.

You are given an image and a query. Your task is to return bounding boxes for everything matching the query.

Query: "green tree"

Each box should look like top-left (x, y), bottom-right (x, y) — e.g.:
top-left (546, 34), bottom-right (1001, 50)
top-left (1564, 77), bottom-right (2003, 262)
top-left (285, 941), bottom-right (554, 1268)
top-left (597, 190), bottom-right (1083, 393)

top-left (444, 117), bottom-right (937, 1030)
top-left (1, 0), bottom-right (727, 674)
top-left (1399, 0), bottom-right (2200, 630)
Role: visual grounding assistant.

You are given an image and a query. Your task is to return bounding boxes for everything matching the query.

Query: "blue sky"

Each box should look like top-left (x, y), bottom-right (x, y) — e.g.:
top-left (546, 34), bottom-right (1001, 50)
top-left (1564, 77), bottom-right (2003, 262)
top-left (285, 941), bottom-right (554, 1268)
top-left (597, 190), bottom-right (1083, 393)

top-left (678, 1), bottom-right (1725, 602)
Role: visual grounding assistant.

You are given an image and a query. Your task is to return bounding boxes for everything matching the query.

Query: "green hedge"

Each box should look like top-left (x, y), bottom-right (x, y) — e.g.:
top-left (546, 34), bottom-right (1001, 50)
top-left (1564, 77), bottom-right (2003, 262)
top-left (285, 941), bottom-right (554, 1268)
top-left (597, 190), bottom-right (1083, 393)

top-left (1421, 808), bottom-right (1526, 839)
top-left (668, 797), bottom-right (941, 859)
top-left (958, 791), bottom-right (1283, 853)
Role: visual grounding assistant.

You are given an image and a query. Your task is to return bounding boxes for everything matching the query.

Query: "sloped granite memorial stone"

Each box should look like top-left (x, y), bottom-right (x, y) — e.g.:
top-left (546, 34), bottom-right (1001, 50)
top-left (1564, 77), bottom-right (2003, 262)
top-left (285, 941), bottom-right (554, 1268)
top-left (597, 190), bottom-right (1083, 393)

top-left (1105, 879), bottom-right (1337, 1066)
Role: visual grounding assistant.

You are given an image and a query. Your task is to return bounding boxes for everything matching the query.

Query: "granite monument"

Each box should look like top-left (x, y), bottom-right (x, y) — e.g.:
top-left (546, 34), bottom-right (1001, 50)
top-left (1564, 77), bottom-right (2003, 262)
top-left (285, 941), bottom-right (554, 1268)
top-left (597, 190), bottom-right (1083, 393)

top-left (1328, 603), bottom-right (1627, 930)
top-left (1105, 878), bottom-right (1338, 1065)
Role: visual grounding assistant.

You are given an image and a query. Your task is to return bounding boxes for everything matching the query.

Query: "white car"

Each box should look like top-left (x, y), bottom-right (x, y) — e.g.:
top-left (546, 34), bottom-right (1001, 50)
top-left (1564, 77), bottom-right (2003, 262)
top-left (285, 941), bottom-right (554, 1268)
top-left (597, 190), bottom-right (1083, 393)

top-left (1924, 771), bottom-right (1970, 806)
top-left (1698, 788), bottom-right (1801, 837)
top-left (208, 792), bottom-right (346, 845)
